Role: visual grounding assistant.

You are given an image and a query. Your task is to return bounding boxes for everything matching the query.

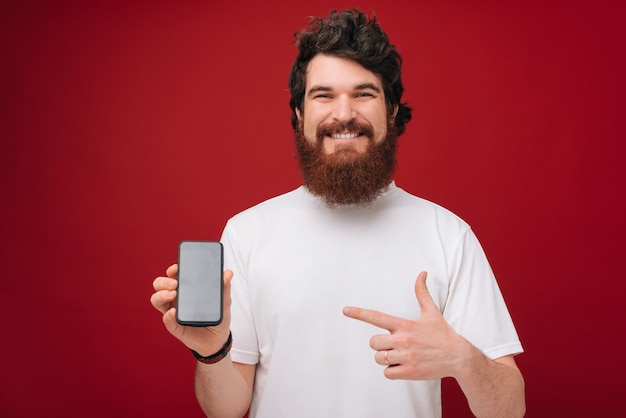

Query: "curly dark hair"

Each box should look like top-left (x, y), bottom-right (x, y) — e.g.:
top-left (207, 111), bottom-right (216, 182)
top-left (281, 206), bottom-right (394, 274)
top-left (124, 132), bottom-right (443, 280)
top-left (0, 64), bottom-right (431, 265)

top-left (288, 9), bottom-right (412, 135)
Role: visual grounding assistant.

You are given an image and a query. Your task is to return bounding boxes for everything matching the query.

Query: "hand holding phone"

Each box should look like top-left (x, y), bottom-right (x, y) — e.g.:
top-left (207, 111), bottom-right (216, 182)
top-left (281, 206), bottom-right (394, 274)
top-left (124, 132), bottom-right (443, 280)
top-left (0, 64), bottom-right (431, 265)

top-left (176, 240), bottom-right (224, 327)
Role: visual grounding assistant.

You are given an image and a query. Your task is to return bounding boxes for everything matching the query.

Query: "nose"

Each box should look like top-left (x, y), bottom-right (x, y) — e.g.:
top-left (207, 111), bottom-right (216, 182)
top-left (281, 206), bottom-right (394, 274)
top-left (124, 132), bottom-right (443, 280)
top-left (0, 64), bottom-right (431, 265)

top-left (331, 95), bottom-right (356, 122)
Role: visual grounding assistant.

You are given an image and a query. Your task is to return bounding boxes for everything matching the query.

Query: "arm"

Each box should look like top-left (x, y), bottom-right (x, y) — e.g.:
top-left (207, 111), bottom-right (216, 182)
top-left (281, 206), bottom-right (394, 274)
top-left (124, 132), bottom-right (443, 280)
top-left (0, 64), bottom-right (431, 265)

top-left (194, 358), bottom-right (255, 418)
top-left (151, 265), bottom-right (255, 418)
top-left (455, 352), bottom-right (525, 418)
top-left (343, 272), bottom-right (525, 418)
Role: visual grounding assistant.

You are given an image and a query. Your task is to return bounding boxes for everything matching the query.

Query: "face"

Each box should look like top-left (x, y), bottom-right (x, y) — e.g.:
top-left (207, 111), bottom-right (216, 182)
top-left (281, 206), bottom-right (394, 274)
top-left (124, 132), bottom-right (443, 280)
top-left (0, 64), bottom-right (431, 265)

top-left (297, 54), bottom-right (391, 155)
top-left (293, 54), bottom-right (399, 207)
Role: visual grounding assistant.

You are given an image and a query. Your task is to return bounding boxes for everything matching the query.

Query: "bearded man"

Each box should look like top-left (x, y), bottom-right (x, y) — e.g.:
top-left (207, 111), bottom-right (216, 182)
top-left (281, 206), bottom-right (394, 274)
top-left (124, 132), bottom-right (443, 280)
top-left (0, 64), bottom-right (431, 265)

top-left (151, 9), bottom-right (525, 418)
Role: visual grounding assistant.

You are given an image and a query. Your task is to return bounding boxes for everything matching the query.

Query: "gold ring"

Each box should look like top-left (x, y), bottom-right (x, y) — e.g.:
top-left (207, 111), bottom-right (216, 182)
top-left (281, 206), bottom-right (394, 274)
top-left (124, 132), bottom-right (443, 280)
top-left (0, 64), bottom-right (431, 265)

top-left (384, 350), bottom-right (390, 366)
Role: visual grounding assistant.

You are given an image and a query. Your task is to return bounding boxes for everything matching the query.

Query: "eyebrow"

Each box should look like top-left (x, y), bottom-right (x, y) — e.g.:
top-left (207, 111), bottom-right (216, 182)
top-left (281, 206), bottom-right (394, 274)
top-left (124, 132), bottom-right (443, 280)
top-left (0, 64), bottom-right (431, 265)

top-left (355, 83), bottom-right (382, 93)
top-left (306, 83), bottom-right (382, 97)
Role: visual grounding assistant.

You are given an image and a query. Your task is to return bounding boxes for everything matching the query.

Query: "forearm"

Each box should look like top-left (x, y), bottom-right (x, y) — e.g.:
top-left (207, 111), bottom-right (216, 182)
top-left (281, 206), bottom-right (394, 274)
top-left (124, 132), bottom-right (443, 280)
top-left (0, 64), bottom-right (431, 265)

top-left (194, 355), bottom-right (253, 418)
top-left (454, 345), bottom-right (525, 418)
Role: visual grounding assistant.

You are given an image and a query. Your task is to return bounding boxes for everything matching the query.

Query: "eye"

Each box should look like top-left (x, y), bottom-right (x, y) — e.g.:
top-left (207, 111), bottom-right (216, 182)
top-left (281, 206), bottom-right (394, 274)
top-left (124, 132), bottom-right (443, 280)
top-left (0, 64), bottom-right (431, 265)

top-left (313, 93), bottom-right (334, 102)
top-left (355, 92), bottom-right (375, 98)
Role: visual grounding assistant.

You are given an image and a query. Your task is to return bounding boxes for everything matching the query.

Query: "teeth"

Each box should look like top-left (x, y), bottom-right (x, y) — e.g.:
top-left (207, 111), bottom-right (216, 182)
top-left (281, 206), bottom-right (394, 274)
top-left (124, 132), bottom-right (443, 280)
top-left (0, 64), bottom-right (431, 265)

top-left (331, 133), bottom-right (359, 139)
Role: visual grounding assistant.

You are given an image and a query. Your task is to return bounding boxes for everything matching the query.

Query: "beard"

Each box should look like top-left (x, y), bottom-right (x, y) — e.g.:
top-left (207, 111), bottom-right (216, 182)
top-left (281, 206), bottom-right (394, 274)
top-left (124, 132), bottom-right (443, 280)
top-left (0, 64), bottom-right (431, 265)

top-left (295, 119), bottom-right (399, 207)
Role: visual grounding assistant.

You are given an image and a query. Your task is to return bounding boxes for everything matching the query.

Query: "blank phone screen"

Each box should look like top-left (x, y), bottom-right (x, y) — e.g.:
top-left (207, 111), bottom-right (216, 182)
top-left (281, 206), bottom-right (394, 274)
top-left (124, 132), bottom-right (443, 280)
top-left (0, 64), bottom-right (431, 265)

top-left (177, 241), bottom-right (223, 325)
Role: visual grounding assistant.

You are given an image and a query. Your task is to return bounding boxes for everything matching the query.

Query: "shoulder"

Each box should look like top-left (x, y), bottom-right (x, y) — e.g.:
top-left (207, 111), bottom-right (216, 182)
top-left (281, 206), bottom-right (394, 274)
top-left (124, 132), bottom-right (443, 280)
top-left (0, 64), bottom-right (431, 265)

top-left (224, 186), bottom-right (309, 228)
top-left (390, 185), bottom-right (471, 232)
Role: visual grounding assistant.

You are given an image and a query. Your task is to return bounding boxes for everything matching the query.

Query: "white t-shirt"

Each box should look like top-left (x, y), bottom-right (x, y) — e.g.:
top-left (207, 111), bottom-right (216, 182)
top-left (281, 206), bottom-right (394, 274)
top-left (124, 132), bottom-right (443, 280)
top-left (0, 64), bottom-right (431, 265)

top-left (221, 183), bottom-right (522, 418)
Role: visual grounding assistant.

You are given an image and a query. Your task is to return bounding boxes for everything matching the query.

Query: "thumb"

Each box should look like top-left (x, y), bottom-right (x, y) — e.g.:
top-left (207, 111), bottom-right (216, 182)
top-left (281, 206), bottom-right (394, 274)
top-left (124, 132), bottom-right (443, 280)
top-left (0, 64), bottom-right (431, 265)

top-left (223, 269), bottom-right (234, 310)
top-left (414, 271), bottom-right (436, 313)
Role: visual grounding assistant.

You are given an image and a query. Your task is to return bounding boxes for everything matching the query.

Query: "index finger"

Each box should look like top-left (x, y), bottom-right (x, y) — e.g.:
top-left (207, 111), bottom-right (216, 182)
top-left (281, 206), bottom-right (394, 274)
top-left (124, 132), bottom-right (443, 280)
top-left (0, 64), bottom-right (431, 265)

top-left (166, 264), bottom-right (178, 278)
top-left (343, 306), bottom-right (401, 332)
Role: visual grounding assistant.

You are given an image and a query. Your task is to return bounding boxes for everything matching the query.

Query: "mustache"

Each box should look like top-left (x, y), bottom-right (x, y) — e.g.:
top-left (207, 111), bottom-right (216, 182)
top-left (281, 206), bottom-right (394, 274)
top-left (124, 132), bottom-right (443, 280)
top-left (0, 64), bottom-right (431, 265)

top-left (316, 120), bottom-right (374, 142)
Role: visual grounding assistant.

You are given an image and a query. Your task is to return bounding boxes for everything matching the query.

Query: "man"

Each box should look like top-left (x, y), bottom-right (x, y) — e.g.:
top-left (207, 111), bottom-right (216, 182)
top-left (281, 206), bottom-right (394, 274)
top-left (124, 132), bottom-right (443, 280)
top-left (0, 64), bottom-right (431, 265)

top-left (151, 9), bottom-right (525, 418)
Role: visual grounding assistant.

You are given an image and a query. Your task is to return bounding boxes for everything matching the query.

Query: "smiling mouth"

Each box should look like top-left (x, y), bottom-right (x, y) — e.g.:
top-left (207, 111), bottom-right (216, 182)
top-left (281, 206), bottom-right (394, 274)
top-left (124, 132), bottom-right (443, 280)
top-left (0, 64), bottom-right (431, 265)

top-left (330, 132), bottom-right (360, 139)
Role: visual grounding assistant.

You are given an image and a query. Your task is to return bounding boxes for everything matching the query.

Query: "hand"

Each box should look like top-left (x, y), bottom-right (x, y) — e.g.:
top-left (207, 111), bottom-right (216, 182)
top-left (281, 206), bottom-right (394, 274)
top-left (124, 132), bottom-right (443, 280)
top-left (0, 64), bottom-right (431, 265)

top-left (343, 271), bottom-right (472, 380)
top-left (150, 264), bottom-right (234, 356)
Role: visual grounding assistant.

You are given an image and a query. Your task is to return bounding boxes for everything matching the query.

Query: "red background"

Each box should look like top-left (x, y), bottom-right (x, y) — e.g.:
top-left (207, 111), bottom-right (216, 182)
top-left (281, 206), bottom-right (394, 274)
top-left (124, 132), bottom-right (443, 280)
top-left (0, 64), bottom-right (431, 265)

top-left (2, 1), bottom-right (625, 417)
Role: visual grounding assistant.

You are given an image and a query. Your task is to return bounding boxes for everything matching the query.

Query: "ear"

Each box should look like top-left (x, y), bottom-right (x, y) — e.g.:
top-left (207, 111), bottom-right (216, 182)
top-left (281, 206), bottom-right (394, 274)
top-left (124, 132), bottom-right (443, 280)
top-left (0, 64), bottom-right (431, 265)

top-left (295, 107), bottom-right (303, 122)
top-left (388, 105), bottom-right (398, 126)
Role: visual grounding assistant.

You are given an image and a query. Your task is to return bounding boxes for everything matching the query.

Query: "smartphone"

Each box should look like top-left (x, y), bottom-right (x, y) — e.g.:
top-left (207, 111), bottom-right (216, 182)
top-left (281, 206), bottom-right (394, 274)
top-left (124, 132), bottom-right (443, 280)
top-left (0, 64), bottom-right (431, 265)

top-left (176, 240), bottom-right (223, 327)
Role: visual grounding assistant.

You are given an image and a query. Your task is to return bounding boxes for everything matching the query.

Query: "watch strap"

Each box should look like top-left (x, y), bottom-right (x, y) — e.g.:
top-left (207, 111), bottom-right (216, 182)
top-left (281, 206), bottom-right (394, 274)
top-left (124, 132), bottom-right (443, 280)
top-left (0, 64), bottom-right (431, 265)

top-left (190, 331), bottom-right (232, 364)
